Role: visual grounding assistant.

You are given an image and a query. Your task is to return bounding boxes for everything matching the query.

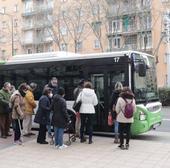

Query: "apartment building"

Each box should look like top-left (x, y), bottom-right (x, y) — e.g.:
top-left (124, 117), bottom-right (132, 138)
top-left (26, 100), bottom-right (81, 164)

top-left (0, 0), bottom-right (22, 60)
top-left (106, 0), bottom-right (167, 87)
top-left (0, 0), bottom-right (169, 87)
top-left (162, 0), bottom-right (170, 86)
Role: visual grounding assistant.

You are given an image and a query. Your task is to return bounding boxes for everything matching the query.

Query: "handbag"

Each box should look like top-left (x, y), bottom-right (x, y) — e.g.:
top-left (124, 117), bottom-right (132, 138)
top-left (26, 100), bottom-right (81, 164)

top-left (72, 92), bottom-right (82, 112)
top-left (73, 101), bottom-right (82, 112)
top-left (108, 112), bottom-right (113, 126)
top-left (111, 104), bottom-right (117, 120)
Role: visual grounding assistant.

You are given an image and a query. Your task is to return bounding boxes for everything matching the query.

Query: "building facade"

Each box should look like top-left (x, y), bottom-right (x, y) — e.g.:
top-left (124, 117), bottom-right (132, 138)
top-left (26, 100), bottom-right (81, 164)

top-left (0, 0), bottom-right (169, 87)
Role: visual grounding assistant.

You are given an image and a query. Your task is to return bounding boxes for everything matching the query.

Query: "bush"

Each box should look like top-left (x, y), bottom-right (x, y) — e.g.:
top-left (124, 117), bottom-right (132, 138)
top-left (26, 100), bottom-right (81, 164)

top-left (158, 87), bottom-right (170, 106)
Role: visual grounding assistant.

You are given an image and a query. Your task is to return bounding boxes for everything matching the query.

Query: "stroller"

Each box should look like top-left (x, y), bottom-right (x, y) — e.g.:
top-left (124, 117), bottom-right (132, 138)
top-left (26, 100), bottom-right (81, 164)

top-left (50, 110), bottom-right (76, 146)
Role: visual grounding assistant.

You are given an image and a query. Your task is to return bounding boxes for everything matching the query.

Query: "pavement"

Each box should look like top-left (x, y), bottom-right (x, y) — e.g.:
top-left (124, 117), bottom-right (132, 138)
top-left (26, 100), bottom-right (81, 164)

top-left (0, 131), bottom-right (170, 168)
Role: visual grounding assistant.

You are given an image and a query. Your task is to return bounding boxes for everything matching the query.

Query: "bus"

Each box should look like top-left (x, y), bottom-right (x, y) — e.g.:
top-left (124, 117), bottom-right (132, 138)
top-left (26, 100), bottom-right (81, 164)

top-left (0, 51), bottom-right (162, 135)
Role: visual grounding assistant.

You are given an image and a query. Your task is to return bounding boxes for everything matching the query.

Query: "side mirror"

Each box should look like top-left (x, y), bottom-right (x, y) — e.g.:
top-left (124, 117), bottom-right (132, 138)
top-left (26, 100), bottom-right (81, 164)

top-left (138, 63), bottom-right (146, 77)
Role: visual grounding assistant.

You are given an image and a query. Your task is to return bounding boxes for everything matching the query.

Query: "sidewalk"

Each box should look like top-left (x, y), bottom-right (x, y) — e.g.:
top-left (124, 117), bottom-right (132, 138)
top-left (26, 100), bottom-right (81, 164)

top-left (0, 132), bottom-right (170, 168)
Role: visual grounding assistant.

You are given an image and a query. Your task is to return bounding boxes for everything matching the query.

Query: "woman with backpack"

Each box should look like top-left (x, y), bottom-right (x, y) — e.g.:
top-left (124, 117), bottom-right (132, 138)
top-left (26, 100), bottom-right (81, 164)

top-left (116, 87), bottom-right (136, 150)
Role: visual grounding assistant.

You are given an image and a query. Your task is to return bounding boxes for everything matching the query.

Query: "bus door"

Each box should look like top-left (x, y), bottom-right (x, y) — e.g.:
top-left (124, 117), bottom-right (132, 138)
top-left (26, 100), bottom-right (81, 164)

top-left (91, 74), bottom-right (105, 131)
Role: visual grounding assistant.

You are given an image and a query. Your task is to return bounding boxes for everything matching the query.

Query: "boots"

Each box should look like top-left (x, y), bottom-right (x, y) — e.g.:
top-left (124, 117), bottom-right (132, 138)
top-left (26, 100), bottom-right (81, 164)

top-left (114, 134), bottom-right (119, 144)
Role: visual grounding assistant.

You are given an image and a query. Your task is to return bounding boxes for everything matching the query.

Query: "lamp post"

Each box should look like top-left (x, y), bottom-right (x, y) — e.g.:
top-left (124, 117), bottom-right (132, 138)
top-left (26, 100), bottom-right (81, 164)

top-left (0, 12), bottom-right (14, 56)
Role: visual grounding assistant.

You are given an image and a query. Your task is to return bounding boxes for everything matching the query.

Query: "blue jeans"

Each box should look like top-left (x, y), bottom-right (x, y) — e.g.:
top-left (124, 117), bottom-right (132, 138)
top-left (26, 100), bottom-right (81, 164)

top-left (114, 120), bottom-right (119, 137)
top-left (47, 112), bottom-right (53, 136)
top-left (54, 127), bottom-right (64, 146)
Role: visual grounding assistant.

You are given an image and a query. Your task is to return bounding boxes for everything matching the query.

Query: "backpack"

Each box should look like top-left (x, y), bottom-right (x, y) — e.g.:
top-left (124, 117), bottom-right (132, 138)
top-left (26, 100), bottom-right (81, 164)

top-left (123, 99), bottom-right (134, 118)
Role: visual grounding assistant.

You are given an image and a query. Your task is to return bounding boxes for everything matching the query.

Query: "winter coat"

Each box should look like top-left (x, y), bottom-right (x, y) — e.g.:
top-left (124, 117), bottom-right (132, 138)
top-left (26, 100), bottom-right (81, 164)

top-left (51, 94), bottom-right (70, 128)
top-left (11, 90), bottom-right (25, 119)
top-left (24, 89), bottom-right (36, 115)
top-left (0, 89), bottom-right (11, 114)
top-left (116, 93), bottom-right (136, 123)
top-left (73, 86), bottom-right (83, 100)
top-left (109, 90), bottom-right (121, 111)
top-left (34, 95), bottom-right (51, 125)
top-left (76, 88), bottom-right (98, 114)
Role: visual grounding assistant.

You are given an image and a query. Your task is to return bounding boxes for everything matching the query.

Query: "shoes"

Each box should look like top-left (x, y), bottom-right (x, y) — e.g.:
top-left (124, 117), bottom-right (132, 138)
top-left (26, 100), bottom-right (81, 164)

top-left (118, 144), bottom-right (125, 150)
top-left (58, 144), bottom-right (68, 150)
top-left (28, 132), bottom-right (35, 136)
top-left (37, 141), bottom-right (48, 144)
top-left (114, 139), bottom-right (119, 144)
top-left (23, 134), bottom-right (31, 137)
top-left (80, 137), bottom-right (86, 143)
top-left (14, 140), bottom-right (23, 145)
top-left (88, 140), bottom-right (93, 144)
top-left (125, 144), bottom-right (129, 150)
top-left (48, 134), bottom-right (52, 138)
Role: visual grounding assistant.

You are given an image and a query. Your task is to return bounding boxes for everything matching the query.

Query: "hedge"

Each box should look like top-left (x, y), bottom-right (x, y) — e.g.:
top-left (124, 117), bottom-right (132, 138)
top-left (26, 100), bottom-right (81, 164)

top-left (158, 87), bottom-right (170, 106)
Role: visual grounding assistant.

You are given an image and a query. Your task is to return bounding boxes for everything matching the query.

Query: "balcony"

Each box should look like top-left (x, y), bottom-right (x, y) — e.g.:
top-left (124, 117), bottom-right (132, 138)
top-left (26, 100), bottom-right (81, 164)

top-left (22, 24), bottom-right (34, 30)
top-left (107, 4), bottom-right (151, 18)
top-left (22, 5), bottom-right (53, 17)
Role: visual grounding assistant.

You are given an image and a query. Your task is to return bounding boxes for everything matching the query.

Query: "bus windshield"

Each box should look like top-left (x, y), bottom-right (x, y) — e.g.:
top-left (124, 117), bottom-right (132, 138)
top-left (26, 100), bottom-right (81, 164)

top-left (133, 54), bottom-right (159, 103)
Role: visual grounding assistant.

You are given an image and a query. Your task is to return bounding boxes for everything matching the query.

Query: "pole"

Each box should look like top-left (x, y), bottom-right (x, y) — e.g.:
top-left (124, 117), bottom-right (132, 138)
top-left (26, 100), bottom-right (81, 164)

top-left (11, 16), bottom-right (14, 56)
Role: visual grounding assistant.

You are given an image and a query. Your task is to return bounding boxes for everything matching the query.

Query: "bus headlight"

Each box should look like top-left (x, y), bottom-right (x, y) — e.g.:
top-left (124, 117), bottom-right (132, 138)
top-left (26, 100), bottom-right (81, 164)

top-left (139, 111), bottom-right (146, 121)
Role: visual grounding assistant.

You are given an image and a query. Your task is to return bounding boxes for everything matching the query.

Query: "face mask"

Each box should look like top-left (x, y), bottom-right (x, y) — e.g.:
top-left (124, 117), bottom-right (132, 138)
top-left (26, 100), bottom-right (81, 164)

top-left (49, 93), bottom-right (53, 98)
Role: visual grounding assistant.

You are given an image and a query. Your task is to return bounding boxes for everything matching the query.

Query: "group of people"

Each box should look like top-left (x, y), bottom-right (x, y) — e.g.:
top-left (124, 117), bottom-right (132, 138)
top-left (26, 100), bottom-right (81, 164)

top-left (0, 82), bottom-right (37, 145)
top-left (0, 77), bottom-right (136, 150)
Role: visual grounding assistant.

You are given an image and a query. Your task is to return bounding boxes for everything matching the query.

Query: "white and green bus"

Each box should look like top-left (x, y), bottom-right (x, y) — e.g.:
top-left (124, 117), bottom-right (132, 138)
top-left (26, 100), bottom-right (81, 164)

top-left (0, 51), bottom-right (162, 135)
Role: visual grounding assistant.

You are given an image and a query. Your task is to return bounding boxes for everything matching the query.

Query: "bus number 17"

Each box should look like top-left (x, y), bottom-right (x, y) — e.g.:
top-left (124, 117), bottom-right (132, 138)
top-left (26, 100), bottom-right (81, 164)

top-left (114, 57), bottom-right (120, 63)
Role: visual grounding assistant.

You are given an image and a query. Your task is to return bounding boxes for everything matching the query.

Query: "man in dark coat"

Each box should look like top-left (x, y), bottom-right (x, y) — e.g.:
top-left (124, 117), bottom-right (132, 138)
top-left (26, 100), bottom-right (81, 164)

top-left (45, 77), bottom-right (59, 137)
top-left (51, 87), bottom-right (70, 149)
top-left (0, 82), bottom-right (12, 138)
top-left (34, 87), bottom-right (52, 144)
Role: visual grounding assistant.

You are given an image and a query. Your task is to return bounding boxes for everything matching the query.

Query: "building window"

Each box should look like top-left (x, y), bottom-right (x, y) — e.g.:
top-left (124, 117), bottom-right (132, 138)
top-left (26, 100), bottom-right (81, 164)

top-left (92, 21), bottom-right (101, 33)
top-left (76, 24), bottom-right (84, 33)
top-left (141, 0), bottom-right (151, 7)
top-left (1, 50), bottom-right (6, 57)
top-left (14, 4), bottom-right (18, 12)
top-left (94, 39), bottom-right (100, 49)
top-left (113, 37), bottom-right (121, 48)
top-left (60, 26), bottom-right (67, 35)
top-left (76, 8), bottom-right (83, 17)
top-left (92, 4), bottom-right (100, 15)
top-left (14, 19), bottom-right (18, 27)
top-left (164, 53), bottom-right (170, 63)
top-left (76, 41), bottom-right (82, 52)
top-left (1, 7), bottom-right (6, 14)
top-left (47, 44), bottom-right (53, 52)
top-left (0, 35), bottom-right (6, 43)
top-left (2, 21), bottom-right (6, 29)
top-left (14, 49), bottom-right (18, 55)
top-left (60, 43), bottom-right (67, 51)
top-left (24, 1), bottom-right (33, 12)
top-left (142, 33), bottom-right (152, 49)
top-left (27, 48), bottom-right (32, 54)
top-left (124, 35), bottom-right (137, 49)
top-left (111, 20), bottom-right (121, 33)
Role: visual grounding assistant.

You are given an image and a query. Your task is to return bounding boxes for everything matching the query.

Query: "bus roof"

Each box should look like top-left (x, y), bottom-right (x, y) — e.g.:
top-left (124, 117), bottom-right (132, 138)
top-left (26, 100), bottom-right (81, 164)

top-left (4, 50), bottom-right (153, 65)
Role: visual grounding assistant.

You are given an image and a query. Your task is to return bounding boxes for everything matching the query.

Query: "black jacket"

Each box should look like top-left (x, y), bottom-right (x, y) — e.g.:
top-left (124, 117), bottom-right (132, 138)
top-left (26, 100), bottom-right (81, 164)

top-left (109, 90), bottom-right (121, 111)
top-left (34, 95), bottom-right (51, 125)
top-left (51, 94), bottom-right (70, 128)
